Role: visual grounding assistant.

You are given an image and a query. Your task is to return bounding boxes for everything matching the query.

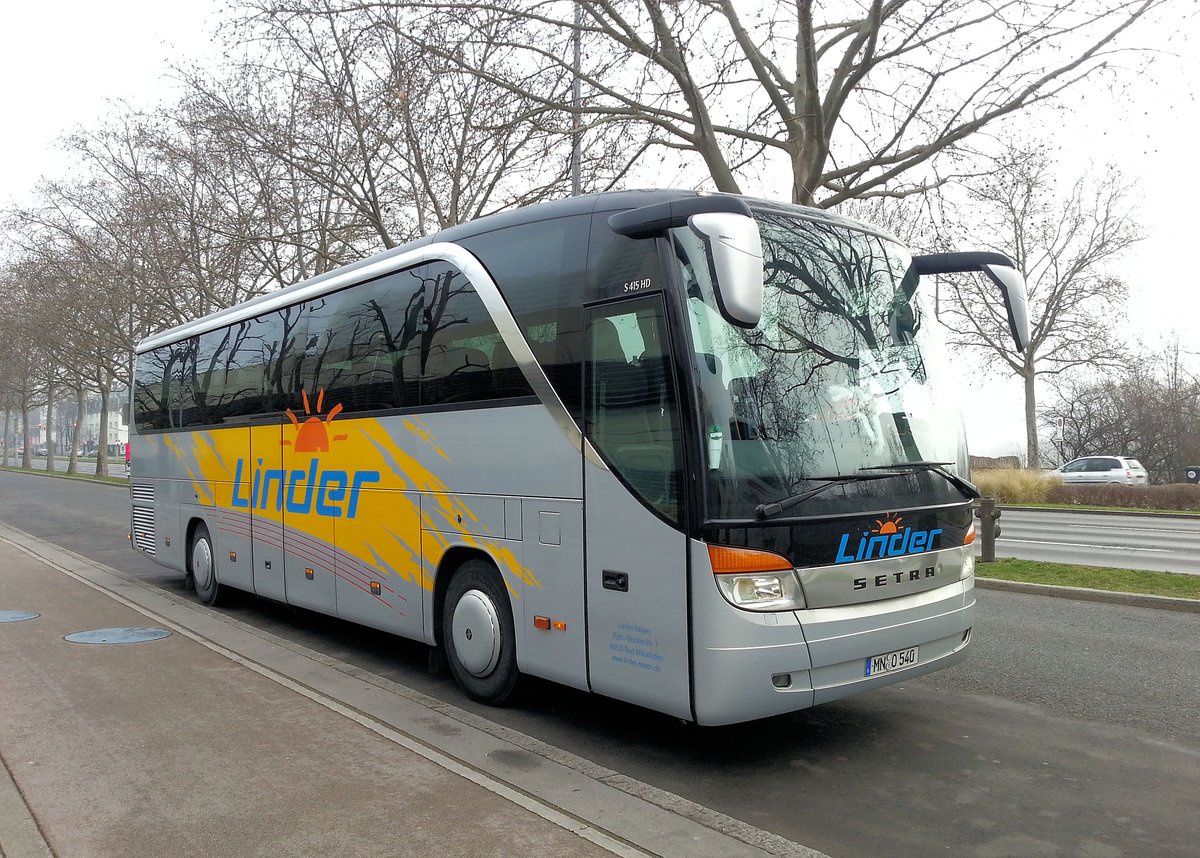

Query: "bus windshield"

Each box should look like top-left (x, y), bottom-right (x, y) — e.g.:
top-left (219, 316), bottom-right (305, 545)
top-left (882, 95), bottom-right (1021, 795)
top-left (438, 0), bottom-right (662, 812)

top-left (676, 210), bottom-right (969, 521)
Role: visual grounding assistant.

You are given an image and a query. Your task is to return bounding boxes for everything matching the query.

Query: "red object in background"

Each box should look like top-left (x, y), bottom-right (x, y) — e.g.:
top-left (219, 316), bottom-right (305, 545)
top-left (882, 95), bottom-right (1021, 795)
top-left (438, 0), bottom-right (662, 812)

top-left (124, 442), bottom-right (130, 465)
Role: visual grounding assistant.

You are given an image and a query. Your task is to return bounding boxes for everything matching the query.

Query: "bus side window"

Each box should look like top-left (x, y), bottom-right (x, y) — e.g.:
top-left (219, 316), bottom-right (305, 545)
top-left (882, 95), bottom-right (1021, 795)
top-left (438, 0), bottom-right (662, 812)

top-left (306, 268), bottom-right (424, 414)
top-left (419, 261), bottom-right (532, 406)
top-left (459, 215), bottom-right (588, 420)
top-left (585, 296), bottom-right (683, 523)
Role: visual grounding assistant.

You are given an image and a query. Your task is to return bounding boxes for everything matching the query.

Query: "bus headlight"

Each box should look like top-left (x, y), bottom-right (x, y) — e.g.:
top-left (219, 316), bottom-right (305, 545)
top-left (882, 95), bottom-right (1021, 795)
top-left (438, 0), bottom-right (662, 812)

top-left (715, 572), bottom-right (805, 611)
top-left (708, 544), bottom-right (806, 611)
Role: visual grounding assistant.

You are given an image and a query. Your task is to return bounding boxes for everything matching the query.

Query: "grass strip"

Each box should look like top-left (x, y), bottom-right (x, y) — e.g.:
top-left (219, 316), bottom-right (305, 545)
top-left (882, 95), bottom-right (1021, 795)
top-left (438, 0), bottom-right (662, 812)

top-left (980, 558), bottom-right (1200, 600)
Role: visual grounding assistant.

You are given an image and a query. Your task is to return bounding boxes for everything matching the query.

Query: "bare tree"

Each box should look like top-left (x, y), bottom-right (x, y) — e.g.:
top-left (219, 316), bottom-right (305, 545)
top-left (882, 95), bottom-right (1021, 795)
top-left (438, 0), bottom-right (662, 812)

top-left (937, 146), bottom-right (1140, 466)
top-left (0, 264), bottom-right (53, 470)
top-left (1043, 342), bottom-right (1200, 481)
top-left (188, 0), bottom-right (601, 254)
top-left (378, 0), bottom-right (1172, 206)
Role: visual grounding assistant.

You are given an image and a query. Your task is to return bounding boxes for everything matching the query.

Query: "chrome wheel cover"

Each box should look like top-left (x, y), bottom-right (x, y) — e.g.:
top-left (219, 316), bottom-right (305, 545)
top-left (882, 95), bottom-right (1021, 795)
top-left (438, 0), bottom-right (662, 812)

top-left (192, 538), bottom-right (213, 592)
top-left (451, 589), bottom-right (501, 677)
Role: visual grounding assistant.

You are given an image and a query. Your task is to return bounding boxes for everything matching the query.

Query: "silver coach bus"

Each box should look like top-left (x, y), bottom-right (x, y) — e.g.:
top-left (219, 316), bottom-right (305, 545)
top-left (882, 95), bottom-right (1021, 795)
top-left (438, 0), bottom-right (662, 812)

top-left (130, 190), bottom-right (1029, 725)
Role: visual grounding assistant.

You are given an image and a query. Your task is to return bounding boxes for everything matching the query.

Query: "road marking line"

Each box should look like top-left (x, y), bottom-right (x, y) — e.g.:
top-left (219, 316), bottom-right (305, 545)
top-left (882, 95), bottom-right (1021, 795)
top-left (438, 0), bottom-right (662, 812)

top-left (1001, 538), bottom-right (1172, 553)
top-left (1004, 522), bottom-right (1190, 535)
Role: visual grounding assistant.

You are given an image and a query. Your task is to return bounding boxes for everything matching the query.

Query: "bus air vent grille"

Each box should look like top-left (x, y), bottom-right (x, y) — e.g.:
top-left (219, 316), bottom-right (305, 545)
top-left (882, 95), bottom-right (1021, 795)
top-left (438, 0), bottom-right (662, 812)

top-left (131, 483), bottom-right (154, 503)
top-left (132, 506), bottom-right (156, 555)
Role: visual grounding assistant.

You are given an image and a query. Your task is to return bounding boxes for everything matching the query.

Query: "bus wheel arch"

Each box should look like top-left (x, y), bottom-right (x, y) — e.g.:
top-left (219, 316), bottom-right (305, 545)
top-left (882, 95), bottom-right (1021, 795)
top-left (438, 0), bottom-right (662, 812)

top-left (437, 551), bottom-right (520, 705)
top-left (186, 518), bottom-right (227, 607)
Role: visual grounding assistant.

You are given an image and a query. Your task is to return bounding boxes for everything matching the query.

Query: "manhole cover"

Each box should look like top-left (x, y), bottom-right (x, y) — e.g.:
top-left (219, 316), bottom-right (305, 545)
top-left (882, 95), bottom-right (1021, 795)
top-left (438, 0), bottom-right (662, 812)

top-left (0, 611), bottom-right (40, 623)
top-left (64, 627), bottom-right (172, 644)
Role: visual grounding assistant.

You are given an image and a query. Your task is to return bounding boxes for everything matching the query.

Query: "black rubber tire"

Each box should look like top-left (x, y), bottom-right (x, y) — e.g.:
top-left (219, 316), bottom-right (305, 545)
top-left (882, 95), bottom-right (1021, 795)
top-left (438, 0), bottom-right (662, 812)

top-left (189, 522), bottom-right (228, 607)
top-left (442, 559), bottom-right (520, 705)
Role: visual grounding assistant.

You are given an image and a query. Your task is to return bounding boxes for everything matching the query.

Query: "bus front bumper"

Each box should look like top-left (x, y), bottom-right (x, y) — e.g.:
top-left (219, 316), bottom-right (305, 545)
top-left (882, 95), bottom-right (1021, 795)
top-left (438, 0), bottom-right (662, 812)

top-left (691, 577), bottom-right (975, 726)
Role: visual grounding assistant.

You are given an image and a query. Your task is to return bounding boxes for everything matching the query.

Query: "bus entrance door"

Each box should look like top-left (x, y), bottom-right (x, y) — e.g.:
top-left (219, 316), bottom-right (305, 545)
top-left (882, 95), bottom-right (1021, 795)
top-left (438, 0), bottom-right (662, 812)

top-left (583, 297), bottom-right (692, 720)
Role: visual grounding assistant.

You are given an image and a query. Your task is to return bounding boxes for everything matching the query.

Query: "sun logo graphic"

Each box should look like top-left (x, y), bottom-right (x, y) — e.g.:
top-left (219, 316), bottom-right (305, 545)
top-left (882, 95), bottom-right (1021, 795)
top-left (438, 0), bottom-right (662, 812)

top-left (284, 389), bottom-right (348, 453)
top-left (872, 513), bottom-right (904, 535)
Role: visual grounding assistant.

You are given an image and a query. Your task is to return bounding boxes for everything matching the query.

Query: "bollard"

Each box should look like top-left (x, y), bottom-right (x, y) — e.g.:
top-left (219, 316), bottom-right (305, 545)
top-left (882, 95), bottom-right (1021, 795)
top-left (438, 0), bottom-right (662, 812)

top-left (975, 496), bottom-right (1001, 562)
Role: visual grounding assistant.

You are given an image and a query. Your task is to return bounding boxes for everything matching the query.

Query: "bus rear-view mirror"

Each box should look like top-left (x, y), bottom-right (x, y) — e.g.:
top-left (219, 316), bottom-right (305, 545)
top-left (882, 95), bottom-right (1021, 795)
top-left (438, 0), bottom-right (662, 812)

top-left (688, 212), bottom-right (764, 329)
top-left (608, 196), bottom-right (765, 329)
top-left (912, 251), bottom-right (1031, 352)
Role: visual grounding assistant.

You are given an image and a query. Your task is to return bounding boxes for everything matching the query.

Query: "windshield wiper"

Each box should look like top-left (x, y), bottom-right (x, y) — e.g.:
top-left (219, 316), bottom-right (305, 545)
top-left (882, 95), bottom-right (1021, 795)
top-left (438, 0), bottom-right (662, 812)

top-left (859, 461), bottom-right (980, 500)
top-left (754, 473), bottom-right (901, 520)
top-left (753, 462), bottom-right (979, 521)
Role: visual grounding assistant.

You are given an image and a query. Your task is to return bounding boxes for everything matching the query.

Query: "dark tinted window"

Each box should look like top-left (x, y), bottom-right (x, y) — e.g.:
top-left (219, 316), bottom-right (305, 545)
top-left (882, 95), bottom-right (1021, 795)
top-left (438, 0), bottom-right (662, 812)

top-left (134, 339), bottom-right (195, 431)
top-left (301, 268), bottom-right (424, 414)
top-left (586, 296), bottom-right (684, 523)
top-left (460, 215), bottom-right (588, 418)
top-left (194, 314), bottom-right (284, 422)
top-left (419, 260), bottom-right (531, 405)
top-left (139, 259), bottom-right (533, 431)
top-left (265, 305), bottom-right (306, 412)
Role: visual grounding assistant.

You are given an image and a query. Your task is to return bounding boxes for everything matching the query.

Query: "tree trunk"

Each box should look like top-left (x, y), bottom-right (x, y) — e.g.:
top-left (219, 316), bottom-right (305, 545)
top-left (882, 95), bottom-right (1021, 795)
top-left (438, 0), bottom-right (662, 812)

top-left (68, 386), bottom-right (83, 475)
top-left (46, 378), bottom-right (56, 472)
top-left (1024, 364), bottom-right (1038, 468)
top-left (96, 382), bottom-right (111, 477)
top-left (20, 393), bottom-right (31, 469)
top-left (2, 408), bottom-right (8, 466)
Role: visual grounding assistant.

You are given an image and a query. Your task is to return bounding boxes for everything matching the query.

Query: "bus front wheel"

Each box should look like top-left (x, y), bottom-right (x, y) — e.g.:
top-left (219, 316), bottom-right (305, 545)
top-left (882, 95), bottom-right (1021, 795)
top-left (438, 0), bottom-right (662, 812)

top-left (442, 559), bottom-right (519, 705)
top-left (189, 522), bottom-right (227, 607)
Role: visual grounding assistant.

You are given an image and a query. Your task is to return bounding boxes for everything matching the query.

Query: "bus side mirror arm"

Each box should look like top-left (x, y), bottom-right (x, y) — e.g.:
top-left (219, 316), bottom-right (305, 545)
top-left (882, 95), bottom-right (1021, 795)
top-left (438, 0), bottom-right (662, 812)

top-left (912, 252), bottom-right (1031, 353)
top-left (608, 197), bottom-right (764, 330)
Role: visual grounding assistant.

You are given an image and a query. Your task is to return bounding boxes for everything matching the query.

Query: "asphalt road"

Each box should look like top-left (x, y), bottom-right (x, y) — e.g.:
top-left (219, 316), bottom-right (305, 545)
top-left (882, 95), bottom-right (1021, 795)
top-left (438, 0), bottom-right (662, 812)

top-left (993, 508), bottom-right (1200, 574)
top-left (2, 471), bottom-right (1198, 857)
top-left (0, 454), bottom-right (126, 479)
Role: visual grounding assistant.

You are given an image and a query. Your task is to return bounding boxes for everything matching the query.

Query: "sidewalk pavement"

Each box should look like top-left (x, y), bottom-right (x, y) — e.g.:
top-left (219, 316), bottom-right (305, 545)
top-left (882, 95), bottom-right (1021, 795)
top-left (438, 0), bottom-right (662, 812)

top-left (0, 548), bottom-right (628, 858)
top-left (0, 527), bottom-right (819, 858)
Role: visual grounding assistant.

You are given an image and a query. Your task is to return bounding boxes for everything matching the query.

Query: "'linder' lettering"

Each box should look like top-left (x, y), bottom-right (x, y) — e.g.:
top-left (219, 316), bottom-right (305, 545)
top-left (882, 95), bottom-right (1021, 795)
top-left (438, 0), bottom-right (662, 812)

top-left (836, 527), bottom-right (942, 564)
top-left (231, 459), bottom-right (379, 519)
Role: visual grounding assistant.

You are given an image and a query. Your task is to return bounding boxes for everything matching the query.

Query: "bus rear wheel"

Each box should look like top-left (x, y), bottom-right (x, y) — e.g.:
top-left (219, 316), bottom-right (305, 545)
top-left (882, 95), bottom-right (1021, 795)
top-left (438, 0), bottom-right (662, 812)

top-left (189, 522), bottom-right (228, 607)
top-left (442, 559), bottom-right (519, 705)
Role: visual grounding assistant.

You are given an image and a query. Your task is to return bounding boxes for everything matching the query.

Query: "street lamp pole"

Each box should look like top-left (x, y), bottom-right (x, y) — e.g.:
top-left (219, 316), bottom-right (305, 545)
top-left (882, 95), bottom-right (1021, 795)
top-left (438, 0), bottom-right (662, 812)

top-left (571, 1), bottom-right (582, 196)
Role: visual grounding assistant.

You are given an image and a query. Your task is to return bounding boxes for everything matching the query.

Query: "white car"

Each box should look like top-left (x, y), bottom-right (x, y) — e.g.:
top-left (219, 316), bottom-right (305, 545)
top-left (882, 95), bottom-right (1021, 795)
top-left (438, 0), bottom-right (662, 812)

top-left (1048, 456), bottom-right (1149, 485)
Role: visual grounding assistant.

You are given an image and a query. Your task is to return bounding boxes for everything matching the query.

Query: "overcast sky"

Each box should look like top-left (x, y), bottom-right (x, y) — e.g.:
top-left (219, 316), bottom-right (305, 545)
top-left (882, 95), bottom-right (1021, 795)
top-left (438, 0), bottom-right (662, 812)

top-left (2, 1), bottom-right (1195, 459)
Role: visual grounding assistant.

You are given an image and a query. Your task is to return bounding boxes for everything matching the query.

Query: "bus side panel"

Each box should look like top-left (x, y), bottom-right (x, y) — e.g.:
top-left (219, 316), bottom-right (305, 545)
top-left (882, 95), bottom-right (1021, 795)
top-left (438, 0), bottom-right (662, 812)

top-left (153, 473), bottom-right (183, 569)
top-left (250, 424), bottom-right (286, 602)
top-left (132, 433), bottom-right (184, 573)
top-left (280, 449), bottom-right (338, 616)
top-left (516, 499), bottom-right (586, 691)
top-left (201, 427), bottom-right (253, 595)
top-left (334, 487), bottom-right (424, 637)
top-left (171, 427), bottom-right (255, 592)
top-left (411, 407), bottom-right (584, 660)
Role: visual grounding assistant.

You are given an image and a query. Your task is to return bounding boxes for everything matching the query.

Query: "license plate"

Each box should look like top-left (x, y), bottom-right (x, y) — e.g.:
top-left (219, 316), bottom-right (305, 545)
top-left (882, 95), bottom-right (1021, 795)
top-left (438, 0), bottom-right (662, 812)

top-left (865, 645), bottom-right (919, 677)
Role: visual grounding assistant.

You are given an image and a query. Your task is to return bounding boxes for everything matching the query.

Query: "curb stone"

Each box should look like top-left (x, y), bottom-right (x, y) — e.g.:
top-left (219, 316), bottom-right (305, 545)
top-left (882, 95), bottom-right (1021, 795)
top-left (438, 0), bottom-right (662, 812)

top-left (977, 576), bottom-right (1200, 613)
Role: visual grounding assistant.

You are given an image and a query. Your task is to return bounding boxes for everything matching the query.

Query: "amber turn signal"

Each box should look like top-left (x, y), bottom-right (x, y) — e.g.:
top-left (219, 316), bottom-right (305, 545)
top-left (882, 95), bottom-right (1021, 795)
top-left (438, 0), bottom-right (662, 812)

top-left (708, 544), bottom-right (793, 575)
